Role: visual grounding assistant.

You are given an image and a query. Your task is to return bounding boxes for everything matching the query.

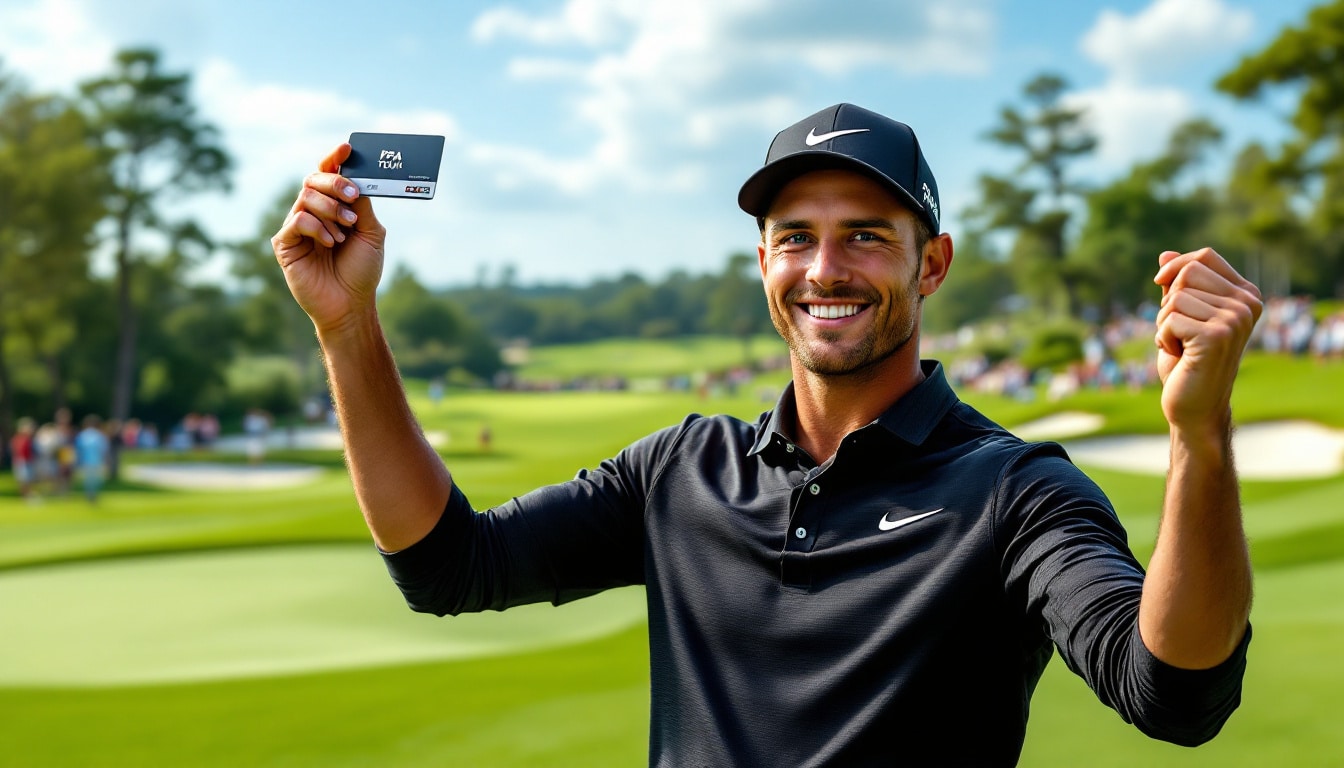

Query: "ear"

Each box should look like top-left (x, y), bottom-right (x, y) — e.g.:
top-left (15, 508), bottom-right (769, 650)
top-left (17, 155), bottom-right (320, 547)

top-left (757, 239), bottom-right (768, 280)
top-left (918, 233), bottom-right (953, 297)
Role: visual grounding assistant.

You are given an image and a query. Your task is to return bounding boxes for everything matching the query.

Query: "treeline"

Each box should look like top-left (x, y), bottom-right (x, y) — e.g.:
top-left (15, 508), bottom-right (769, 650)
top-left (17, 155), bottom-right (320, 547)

top-left (3, 1), bottom-right (1344, 442)
top-left (443, 252), bottom-right (771, 346)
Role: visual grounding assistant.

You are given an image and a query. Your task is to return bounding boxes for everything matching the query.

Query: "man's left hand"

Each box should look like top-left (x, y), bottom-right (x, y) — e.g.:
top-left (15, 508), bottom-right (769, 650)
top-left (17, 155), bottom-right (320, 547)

top-left (1153, 248), bottom-right (1263, 434)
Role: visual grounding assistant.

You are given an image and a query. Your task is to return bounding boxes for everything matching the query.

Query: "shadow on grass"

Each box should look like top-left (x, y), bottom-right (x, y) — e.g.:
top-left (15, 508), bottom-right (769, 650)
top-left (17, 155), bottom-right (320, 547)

top-left (0, 536), bottom-right (371, 575)
top-left (121, 448), bottom-right (514, 470)
top-left (1252, 521), bottom-right (1344, 572)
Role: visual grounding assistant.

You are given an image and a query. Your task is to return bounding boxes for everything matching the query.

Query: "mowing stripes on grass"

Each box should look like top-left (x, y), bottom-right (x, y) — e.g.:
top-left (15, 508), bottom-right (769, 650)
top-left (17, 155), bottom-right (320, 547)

top-left (0, 544), bottom-right (646, 687)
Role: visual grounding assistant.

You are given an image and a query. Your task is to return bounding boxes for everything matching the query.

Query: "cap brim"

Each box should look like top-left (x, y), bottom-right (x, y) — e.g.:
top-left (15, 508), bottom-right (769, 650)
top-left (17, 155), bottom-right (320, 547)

top-left (737, 152), bottom-right (930, 228)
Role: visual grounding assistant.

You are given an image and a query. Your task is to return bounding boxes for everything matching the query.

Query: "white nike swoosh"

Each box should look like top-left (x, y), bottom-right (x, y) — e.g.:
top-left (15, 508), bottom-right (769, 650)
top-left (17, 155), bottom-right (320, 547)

top-left (805, 127), bottom-right (871, 146)
top-left (878, 507), bottom-right (945, 532)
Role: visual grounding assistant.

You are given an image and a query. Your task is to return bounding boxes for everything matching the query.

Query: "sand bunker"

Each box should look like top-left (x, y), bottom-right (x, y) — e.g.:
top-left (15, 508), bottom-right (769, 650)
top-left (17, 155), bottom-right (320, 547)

top-left (1060, 420), bottom-right (1344, 480)
top-left (125, 463), bottom-right (324, 490)
top-left (1012, 411), bottom-right (1105, 441)
top-left (212, 426), bottom-right (447, 453)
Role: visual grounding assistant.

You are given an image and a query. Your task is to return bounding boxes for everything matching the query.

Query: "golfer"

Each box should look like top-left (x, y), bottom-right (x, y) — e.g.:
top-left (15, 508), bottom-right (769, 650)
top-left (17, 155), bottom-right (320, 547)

top-left (273, 103), bottom-right (1259, 766)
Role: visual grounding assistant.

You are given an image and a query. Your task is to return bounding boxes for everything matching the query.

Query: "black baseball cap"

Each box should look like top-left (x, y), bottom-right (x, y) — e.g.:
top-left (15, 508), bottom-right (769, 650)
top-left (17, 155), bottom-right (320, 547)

top-left (738, 103), bottom-right (941, 233)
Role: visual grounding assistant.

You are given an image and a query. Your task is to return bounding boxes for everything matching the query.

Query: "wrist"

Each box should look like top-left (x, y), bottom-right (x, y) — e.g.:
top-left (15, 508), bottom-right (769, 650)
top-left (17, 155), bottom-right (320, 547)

top-left (1168, 410), bottom-right (1234, 465)
top-left (314, 304), bottom-right (383, 350)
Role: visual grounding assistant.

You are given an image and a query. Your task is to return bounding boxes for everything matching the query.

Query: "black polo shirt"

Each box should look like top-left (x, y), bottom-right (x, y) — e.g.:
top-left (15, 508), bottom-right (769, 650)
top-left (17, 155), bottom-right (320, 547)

top-left (383, 361), bottom-right (1248, 766)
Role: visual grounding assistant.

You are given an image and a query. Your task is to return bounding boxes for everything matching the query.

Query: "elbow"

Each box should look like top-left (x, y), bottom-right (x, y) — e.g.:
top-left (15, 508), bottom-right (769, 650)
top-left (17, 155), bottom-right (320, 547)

top-left (1134, 692), bottom-right (1242, 747)
top-left (1120, 624), bottom-right (1251, 747)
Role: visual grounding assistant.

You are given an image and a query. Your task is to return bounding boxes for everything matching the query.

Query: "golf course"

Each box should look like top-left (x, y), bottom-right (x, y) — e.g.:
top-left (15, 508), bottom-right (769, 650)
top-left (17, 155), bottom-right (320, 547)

top-left (2, 345), bottom-right (1343, 766)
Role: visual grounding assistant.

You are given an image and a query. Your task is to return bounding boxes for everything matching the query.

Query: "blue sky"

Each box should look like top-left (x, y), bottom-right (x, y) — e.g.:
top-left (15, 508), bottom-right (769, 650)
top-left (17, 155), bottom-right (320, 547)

top-left (0, 0), bottom-right (1320, 288)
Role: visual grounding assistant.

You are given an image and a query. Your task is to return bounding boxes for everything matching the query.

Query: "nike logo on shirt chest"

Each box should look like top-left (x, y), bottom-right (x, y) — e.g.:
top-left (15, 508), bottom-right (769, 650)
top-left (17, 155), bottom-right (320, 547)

top-left (878, 507), bottom-right (946, 531)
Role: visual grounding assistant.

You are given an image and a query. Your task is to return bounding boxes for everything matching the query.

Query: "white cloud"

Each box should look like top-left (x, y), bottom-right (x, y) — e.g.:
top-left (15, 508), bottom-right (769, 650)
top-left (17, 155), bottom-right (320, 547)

top-left (467, 0), bottom-right (995, 197)
top-left (0, 0), bottom-right (113, 92)
top-left (1082, 0), bottom-right (1254, 82)
top-left (1066, 80), bottom-right (1192, 170)
top-left (1071, 0), bottom-right (1254, 173)
top-left (472, 0), bottom-right (642, 46)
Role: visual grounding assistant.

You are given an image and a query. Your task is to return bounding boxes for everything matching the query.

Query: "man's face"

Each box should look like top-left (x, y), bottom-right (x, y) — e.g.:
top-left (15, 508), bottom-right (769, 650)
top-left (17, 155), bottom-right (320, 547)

top-left (757, 170), bottom-right (941, 378)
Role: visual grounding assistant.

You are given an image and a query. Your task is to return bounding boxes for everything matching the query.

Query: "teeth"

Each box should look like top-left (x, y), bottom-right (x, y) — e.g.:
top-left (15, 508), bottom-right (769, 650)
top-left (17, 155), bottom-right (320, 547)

top-left (806, 304), bottom-right (861, 319)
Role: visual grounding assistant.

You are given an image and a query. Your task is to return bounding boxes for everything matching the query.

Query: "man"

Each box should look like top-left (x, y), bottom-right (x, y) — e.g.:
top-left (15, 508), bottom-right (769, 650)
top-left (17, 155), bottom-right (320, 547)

top-left (74, 414), bottom-right (109, 504)
top-left (272, 103), bottom-right (1259, 766)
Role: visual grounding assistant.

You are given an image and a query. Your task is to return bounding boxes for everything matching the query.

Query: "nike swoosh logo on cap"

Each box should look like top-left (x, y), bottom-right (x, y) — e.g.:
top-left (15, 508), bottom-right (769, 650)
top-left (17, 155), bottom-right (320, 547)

top-left (878, 507), bottom-right (945, 532)
top-left (804, 127), bottom-right (870, 146)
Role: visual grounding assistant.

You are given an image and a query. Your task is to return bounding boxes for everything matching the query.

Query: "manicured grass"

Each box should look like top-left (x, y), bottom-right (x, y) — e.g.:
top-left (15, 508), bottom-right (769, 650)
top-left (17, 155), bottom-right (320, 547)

top-left (1, 544), bottom-right (645, 686)
top-left (2, 349), bottom-right (1343, 765)
top-left (513, 334), bottom-right (787, 382)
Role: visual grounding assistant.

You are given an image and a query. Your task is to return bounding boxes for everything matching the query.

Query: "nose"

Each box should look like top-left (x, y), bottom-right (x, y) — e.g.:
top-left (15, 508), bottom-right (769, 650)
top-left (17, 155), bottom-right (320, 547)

top-left (805, 235), bottom-right (850, 288)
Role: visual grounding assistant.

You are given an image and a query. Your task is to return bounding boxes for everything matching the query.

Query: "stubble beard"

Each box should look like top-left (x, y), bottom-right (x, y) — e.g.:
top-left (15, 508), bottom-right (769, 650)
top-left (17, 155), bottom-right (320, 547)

top-left (774, 268), bottom-right (922, 378)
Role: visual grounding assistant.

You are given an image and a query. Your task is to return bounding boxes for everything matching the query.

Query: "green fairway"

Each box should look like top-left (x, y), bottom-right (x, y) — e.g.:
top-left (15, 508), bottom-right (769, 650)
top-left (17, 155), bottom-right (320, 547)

top-left (2, 349), bottom-right (1342, 765)
top-left (0, 544), bottom-right (645, 686)
top-left (513, 334), bottom-right (787, 382)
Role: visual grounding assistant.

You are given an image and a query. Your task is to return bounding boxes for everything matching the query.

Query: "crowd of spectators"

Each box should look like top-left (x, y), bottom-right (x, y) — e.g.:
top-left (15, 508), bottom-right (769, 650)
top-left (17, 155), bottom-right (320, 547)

top-left (6, 408), bottom-right (118, 503)
top-left (4, 411), bottom-right (232, 504)
top-left (1254, 297), bottom-right (1344, 360)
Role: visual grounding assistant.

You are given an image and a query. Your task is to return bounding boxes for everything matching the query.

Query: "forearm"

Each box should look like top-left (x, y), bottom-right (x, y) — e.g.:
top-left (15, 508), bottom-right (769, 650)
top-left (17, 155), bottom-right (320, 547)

top-left (317, 308), bottom-right (451, 553)
top-left (1139, 417), bottom-right (1252, 669)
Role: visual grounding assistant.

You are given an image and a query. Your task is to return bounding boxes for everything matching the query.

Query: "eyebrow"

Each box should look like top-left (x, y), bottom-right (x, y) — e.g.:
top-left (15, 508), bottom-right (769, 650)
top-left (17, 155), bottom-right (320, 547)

top-left (768, 217), bottom-right (902, 237)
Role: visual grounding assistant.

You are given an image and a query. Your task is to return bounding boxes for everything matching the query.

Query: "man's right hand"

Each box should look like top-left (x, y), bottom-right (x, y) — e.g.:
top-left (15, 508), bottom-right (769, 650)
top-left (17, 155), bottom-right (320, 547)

top-left (271, 143), bottom-right (387, 335)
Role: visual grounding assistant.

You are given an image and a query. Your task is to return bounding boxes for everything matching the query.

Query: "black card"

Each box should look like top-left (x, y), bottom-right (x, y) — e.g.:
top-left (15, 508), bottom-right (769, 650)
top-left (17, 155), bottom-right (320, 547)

top-left (341, 132), bottom-right (446, 199)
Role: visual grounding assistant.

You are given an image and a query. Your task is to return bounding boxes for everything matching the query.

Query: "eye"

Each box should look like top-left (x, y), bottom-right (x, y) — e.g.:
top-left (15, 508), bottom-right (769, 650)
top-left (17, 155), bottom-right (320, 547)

top-left (851, 231), bottom-right (883, 243)
top-left (778, 233), bottom-right (811, 247)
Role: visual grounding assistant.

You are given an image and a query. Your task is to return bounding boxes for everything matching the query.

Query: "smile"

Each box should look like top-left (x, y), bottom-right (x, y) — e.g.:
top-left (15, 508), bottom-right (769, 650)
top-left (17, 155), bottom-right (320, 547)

top-left (802, 304), bottom-right (864, 319)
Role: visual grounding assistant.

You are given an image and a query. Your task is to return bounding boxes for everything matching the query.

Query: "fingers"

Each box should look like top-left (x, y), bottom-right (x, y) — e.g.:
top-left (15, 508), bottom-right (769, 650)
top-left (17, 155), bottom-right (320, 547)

top-left (1152, 248), bottom-right (1262, 364)
top-left (318, 142), bottom-right (353, 174)
top-left (279, 144), bottom-right (365, 250)
top-left (1158, 257), bottom-right (1264, 327)
top-left (297, 185), bottom-right (360, 244)
top-left (1154, 247), bottom-right (1260, 299)
top-left (273, 142), bottom-right (387, 261)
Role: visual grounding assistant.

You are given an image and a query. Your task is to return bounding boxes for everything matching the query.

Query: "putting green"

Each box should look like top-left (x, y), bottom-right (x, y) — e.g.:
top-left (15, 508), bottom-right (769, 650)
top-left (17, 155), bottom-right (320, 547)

top-left (0, 544), bottom-right (646, 687)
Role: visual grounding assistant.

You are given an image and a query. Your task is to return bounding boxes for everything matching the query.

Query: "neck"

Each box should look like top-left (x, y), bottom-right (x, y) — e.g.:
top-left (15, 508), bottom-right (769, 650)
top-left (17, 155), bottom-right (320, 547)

top-left (788, 353), bottom-right (926, 464)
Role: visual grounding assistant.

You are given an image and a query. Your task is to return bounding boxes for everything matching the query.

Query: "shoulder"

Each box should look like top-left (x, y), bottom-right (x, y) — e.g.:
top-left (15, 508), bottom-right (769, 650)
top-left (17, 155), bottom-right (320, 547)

top-left (938, 400), bottom-right (1108, 510)
top-left (624, 412), bottom-right (757, 464)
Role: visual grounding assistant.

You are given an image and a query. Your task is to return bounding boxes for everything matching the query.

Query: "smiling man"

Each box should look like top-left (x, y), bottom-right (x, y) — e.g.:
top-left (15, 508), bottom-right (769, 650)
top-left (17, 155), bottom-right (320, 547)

top-left (272, 103), bottom-right (1259, 766)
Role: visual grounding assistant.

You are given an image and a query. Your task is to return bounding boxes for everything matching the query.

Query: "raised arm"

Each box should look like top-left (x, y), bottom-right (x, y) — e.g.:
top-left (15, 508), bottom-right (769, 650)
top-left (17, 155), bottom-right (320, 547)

top-left (1140, 247), bottom-right (1263, 669)
top-left (271, 143), bottom-right (450, 553)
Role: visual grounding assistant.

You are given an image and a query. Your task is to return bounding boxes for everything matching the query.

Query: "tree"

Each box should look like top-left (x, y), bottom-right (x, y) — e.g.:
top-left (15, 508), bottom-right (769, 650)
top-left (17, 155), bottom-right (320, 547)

top-left (1214, 143), bottom-right (1306, 298)
top-left (0, 70), bottom-right (108, 439)
top-left (921, 227), bottom-right (1016, 333)
top-left (972, 73), bottom-right (1097, 317)
top-left (379, 265), bottom-right (502, 382)
top-left (706, 252), bottom-right (772, 365)
top-left (1217, 0), bottom-right (1344, 295)
top-left (131, 226), bottom-right (241, 426)
top-left (1073, 119), bottom-right (1225, 312)
top-left (233, 187), bottom-right (323, 396)
top-left (79, 48), bottom-right (231, 422)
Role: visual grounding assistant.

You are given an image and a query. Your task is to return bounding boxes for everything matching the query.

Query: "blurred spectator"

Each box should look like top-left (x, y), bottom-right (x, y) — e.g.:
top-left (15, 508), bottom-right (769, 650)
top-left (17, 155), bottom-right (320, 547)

top-left (137, 423), bottom-right (161, 450)
top-left (33, 422), bottom-right (60, 495)
top-left (54, 408), bottom-right (75, 496)
top-left (120, 419), bottom-right (142, 450)
top-left (9, 418), bottom-right (37, 499)
top-left (183, 413), bottom-right (203, 449)
top-left (75, 415), bottom-right (110, 504)
top-left (168, 422), bottom-right (193, 452)
top-left (1310, 311), bottom-right (1344, 362)
top-left (105, 419), bottom-right (124, 482)
top-left (244, 409), bottom-right (272, 466)
top-left (200, 413), bottom-right (220, 447)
